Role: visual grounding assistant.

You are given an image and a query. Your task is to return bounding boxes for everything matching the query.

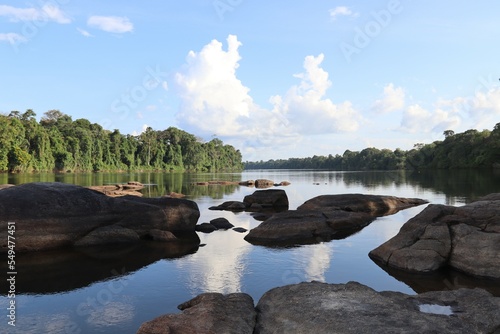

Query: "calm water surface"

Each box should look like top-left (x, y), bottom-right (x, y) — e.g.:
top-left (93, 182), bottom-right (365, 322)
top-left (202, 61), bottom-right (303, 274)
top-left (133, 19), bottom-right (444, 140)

top-left (1, 169), bottom-right (499, 333)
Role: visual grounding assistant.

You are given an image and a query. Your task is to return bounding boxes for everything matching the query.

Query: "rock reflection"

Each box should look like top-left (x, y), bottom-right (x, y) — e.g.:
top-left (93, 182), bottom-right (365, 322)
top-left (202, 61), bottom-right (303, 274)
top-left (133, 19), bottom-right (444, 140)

top-left (0, 240), bottom-right (199, 294)
top-left (375, 262), bottom-right (500, 297)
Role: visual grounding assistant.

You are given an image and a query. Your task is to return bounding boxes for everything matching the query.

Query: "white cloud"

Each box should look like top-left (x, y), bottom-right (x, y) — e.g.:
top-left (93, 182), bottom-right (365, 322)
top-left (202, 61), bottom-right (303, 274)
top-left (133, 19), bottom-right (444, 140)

top-left (372, 83), bottom-right (405, 113)
top-left (329, 6), bottom-right (359, 20)
top-left (0, 4), bottom-right (71, 24)
top-left (400, 104), bottom-right (461, 134)
top-left (174, 35), bottom-right (361, 160)
top-left (0, 32), bottom-right (27, 44)
top-left (470, 87), bottom-right (500, 122)
top-left (271, 53), bottom-right (361, 134)
top-left (87, 16), bottom-right (133, 33)
top-left (77, 27), bottom-right (93, 37)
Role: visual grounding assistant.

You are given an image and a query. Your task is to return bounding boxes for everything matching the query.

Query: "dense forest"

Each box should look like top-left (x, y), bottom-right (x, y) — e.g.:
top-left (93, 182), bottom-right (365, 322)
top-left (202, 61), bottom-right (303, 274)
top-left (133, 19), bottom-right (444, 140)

top-left (0, 109), bottom-right (244, 173)
top-left (245, 124), bottom-right (500, 170)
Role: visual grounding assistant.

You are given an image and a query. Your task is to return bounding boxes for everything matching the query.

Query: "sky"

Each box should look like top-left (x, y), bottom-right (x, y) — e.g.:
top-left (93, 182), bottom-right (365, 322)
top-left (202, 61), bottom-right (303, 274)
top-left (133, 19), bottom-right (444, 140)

top-left (1, 0), bottom-right (499, 161)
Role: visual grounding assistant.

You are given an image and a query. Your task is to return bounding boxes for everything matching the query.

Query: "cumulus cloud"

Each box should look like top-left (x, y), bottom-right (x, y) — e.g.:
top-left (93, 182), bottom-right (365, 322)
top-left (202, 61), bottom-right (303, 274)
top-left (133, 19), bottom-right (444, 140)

top-left (0, 32), bottom-right (26, 44)
top-left (469, 87), bottom-right (500, 127)
top-left (87, 16), bottom-right (133, 33)
top-left (329, 6), bottom-right (359, 20)
top-left (0, 4), bottom-right (71, 24)
top-left (372, 83), bottom-right (405, 113)
top-left (400, 103), bottom-right (461, 134)
top-left (174, 35), bottom-right (361, 159)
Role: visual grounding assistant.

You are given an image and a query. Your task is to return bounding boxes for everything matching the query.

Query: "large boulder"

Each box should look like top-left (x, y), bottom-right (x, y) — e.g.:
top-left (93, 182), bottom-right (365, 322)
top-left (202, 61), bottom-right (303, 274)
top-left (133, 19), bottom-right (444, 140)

top-left (0, 182), bottom-right (200, 253)
top-left (244, 210), bottom-right (374, 246)
top-left (243, 189), bottom-right (289, 209)
top-left (245, 194), bottom-right (427, 246)
top-left (254, 281), bottom-right (500, 334)
top-left (137, 281), bottom-right (500, 334)
top-left (369, 195), bottom-right (500, 278)
top-left (137, 293), bottom-right (256, 334)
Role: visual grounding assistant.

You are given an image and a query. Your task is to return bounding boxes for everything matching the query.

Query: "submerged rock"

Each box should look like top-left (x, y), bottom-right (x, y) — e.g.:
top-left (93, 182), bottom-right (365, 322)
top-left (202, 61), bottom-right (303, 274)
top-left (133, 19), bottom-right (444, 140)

top-left (369, 194), bottom-right (500, 278)
top-left (0, 182), bottom-right (200, 253)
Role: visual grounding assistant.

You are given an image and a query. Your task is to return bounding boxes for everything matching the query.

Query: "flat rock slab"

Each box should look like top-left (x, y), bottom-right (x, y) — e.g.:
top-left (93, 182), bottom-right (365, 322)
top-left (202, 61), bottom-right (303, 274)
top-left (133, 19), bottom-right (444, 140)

top-left (0, 182), bottom-right (200, 253)
top-left (254, 281), bottom-right (500, 334)
top-left (369, 194), bottom-right (500, 278)
top-left (137, 293), bottom-right (256, 334)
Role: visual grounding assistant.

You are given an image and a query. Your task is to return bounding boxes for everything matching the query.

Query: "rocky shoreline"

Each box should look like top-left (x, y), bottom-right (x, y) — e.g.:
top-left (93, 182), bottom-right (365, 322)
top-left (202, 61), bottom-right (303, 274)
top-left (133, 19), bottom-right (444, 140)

top-left (1, 182), bottom-right (499, 333)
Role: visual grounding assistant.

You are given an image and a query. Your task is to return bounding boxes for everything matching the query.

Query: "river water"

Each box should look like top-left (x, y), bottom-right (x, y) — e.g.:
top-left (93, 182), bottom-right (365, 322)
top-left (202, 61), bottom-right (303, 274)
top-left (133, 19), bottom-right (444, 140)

top-left (1, 169), bottom-right (499, 333)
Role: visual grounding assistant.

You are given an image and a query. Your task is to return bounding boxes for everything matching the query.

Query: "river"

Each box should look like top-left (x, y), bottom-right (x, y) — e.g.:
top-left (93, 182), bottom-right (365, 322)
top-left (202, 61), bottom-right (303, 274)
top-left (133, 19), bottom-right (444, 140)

top-left (1, 169), bottom-right (499, 333)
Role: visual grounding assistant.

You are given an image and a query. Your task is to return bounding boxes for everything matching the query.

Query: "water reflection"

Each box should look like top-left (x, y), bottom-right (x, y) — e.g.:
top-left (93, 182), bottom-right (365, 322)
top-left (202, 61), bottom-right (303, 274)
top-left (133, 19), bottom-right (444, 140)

top-left (303, 243), bottom-right (333, 282)
top-left (376, 262), bottom-right (500, 297)
top-left (179, 217), bottom-right (253, 295)
top-left (0, 241), bottom-right (198, 294)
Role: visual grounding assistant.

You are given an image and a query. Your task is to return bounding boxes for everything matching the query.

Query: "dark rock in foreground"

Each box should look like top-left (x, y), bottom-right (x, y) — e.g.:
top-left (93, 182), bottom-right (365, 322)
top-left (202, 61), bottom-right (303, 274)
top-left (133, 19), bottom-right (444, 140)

top-left (137, 293), bottom-right (256, 334)
top-left (137, 281), bottom-right (500, 334)
top-left (369, 194), bottom-right (500, 278)
top-left (245, 194), bottom-right (427, 246)
top-left (0, 182), bottom-right (200, 253)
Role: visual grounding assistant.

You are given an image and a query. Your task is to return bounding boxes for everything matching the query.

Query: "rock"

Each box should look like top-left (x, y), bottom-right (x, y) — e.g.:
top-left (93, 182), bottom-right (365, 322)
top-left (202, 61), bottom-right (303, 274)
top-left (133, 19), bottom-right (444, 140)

top-left (210, 217), bottom-right (234, 230)
top-left (254, 281), bottom-right (500, 334)
top-left (209, 201), bottom-right (247, 211)
top-left (147, 229), bottom-right (178, 242)
top-left (0, 182), bottom-right (200, 253)
top-left (369, 198), bottom-right (500, 278)
top-left (279, 181), bottom-right (291, 186)
top-left (0, 184), bottom-right (15, 190)
top-left (254, 179), bottom-right (275, 189)
top-left (232, 227), bottom-right (247, 233)
top-left (88, 181), bottom-right (144, 197)
top-left (298, 193), bottom-right (428, 216)
top-left (243, 189), bottom-right (289, 209)
top-left (195, 223), bottom-right (217, 233)
top-left (137, 282), bottom-right (500, 334)
top-left (137, 293), bottom-right (256, 334)
top-left (239, 180), bottom-right (255, 186)
top-left (245, 210), bottom-right (374, 246)
top-left (245, 194), bottom-right (426, 246)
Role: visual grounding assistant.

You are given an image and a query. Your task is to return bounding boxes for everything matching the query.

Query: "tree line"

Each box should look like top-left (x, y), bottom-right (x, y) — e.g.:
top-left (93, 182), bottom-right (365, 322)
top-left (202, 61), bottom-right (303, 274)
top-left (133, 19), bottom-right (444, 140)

top-left (245, 124), bottom-right (500, 170)
top-left (0, 110), bottom-right (244, 173)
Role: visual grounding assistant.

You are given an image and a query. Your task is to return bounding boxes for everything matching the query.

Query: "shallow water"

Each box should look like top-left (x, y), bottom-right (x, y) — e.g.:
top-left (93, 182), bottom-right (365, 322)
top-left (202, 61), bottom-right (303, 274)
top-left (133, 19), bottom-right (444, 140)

top-left (1, 169), bottom-right (499, 333)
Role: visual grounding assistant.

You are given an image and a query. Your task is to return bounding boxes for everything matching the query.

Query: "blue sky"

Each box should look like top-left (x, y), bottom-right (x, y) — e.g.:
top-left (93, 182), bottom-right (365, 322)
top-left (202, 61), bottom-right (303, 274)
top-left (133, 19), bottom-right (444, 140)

top-left (1, 1), bottom-right (499, 161)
